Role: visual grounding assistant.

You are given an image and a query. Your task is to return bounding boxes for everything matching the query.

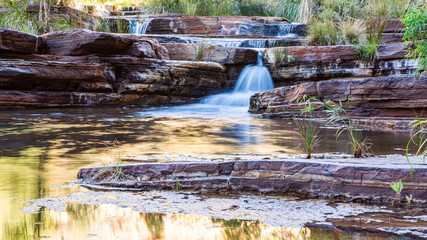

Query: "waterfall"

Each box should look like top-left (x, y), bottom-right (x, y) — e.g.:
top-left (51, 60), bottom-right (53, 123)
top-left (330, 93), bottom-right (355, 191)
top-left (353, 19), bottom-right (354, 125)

top-left (129, 19), bottom-right (152, 34)
top-left (202, 51), bottom-right (274, 107)
top-left (276, 24), bottom-right (298, 37)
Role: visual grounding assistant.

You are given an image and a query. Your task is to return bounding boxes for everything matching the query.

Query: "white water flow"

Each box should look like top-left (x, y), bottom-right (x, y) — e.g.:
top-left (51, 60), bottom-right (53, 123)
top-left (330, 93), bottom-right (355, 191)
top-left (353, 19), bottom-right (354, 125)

top-left (202, 51), bottom-right (274, 107)
top-left (129, 19), bottom-right (152, 34)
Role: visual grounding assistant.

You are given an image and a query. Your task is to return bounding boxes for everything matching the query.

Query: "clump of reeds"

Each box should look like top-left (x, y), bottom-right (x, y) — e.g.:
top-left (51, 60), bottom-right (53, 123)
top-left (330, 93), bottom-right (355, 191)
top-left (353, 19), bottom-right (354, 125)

top-left (90, 141), bottom-right (134, 183)
top-left (295, 95), bottom-right (321, 159)
top-left (323, 100), bottom-right (372, 158)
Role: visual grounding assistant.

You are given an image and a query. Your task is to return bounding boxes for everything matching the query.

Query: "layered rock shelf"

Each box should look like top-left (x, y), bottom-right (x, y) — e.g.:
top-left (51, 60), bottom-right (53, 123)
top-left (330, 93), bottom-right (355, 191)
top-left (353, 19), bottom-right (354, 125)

top-left (1, 28), bottom-right (249, 107)
top-left (249, 76), bottom-right (427, 118)
top-left (78, 156), bottom-right (427, 206)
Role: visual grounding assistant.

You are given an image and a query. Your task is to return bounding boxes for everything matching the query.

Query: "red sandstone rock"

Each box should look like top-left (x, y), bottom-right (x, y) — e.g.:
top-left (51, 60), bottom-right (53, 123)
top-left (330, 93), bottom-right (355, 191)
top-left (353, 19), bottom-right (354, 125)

top-left (265, 45), bottom-right (358, 64)
top-left (146, 15), bottom-right (291, 35)
top-left (265, 44), bottom-right (415, 84)
top-left (162, 43), bottom-right (258, 64)
top-left (41, 29), bottom-right (169, 59)
top-left (0, 54), bottom-right (230, 107)
top-left (0, 28), bottom-right (40, 54)
top-left (77, 158), bottom-right (427, 205)
top-left (249, 76), bottom-right (427, 118)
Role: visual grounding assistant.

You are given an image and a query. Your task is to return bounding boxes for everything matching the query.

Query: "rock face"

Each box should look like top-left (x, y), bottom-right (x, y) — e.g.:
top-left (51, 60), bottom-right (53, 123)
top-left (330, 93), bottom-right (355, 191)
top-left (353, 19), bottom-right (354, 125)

top-left (41, 29), bottom-right (169, 59)
top-left (143, 15), bottom-right (292, 35)
top-left (0, 29), bottom-right (231, 108)
top-left (249, 77), bottom-right (427, 118)
top-left (162, 43), bottom-right (258, 64)
top-left (77, 157), bottom-right (427, 206)
top-left (0, 29), bottom-right (40, 54)
top-left (264, 44), bottom-right (416, 85)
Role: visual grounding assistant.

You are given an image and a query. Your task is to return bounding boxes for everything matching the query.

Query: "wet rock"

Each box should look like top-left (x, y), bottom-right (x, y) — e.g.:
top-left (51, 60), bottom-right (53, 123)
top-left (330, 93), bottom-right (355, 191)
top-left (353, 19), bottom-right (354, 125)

top-left (162, 43), bottom-right (258, 64)
top-left (41, 29), bottom-right (169, 59)
top-left (78, 157), bottom-right (427, 205)
top-left (0, 28), bottom-right (40, 54)
top-left (249, 76), bottom-right (427, 118)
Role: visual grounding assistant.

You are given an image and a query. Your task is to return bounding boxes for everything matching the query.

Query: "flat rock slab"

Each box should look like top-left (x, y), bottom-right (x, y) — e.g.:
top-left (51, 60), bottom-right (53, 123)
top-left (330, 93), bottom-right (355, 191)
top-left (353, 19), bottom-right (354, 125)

top-left (78, 156), bottom-right (427, 206)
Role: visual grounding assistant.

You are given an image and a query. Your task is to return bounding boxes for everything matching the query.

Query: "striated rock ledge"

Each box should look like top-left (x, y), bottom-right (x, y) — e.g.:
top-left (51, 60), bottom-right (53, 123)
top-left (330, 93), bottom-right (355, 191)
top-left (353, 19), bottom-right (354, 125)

top-left (78, 156), bottom-right (427, 206)
top-left (264, 44), bottom-right (416, 85)
top-left (0, 28), bottom-right (232, 108)
top-left (249, 76), bottom-right (427, 118)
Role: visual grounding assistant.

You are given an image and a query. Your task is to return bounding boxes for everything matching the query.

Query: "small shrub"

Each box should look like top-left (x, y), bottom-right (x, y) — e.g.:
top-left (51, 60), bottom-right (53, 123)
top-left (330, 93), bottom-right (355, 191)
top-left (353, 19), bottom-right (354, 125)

top-left (402, 5), bottom-right (427, 76)
top-left (356, 40), bottom-right (379, 61)
top-left (306, 19), bottom-right (339, 46)
top-left (390, 179), bottom-right (403, 205)
top-left (339, 20), bottom-right (365, 45)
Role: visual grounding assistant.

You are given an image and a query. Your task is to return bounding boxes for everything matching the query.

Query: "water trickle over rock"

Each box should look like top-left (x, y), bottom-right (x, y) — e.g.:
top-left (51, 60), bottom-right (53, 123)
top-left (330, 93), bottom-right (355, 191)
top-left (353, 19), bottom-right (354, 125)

top-left (202, 51), bottom-right (274, 106)
top-left (129, 19), bottom-right (153, 34)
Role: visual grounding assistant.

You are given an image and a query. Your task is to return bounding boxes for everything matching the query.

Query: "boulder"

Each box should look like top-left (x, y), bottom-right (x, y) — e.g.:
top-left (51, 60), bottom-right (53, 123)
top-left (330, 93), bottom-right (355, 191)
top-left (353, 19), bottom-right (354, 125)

top-left (41, 29), bottom-right (169, 59)
top-left (249, 76), bottom-right (427, 118)
top-left (0, 28), bottom-right (40, 54)
top-left (162, 43), bottom-right (258, 64)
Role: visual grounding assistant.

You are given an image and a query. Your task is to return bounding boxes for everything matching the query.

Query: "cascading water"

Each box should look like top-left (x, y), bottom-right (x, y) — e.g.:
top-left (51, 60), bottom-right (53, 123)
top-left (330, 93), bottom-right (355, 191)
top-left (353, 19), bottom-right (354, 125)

top-left (276, 24), bottom-right (298, 37)
top-left (129, 19), bottom-right (153, 34)
top-left (202, 51), bottom-right (274, 107)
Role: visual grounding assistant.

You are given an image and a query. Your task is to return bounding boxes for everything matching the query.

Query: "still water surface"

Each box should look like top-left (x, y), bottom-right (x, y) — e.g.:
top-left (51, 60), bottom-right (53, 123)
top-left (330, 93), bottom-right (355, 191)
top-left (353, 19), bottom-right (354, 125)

top-left (0, 104), bottom-right (412, 239)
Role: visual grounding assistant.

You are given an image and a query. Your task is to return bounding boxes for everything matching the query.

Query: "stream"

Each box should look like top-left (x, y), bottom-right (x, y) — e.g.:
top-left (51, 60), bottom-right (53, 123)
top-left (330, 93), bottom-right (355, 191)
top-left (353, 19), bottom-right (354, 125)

top-left (0, 105), bottom-right (423, 239)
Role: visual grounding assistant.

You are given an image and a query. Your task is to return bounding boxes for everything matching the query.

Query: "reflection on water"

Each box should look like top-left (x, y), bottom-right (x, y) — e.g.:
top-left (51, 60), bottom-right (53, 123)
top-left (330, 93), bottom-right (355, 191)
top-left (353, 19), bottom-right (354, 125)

top-left (13, 203), bottom-right (391, 240)
top-left (0, 105), bottom-right (413, 239)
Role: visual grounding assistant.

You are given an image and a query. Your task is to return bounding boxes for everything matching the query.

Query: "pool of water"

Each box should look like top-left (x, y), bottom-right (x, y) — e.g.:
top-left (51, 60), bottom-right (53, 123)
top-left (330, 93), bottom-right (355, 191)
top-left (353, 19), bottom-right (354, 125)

top-left (0, 104), bottom-right (416, 239)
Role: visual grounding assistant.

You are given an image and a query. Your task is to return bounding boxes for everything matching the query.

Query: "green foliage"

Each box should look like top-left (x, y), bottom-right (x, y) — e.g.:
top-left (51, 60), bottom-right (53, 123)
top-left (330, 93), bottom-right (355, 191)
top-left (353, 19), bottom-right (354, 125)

top-left (194, 43), bottom-right (208, 61)
top-left (0, 0), bottom-right (76, 34)
top-left (402, 5), bottom-right (427, 76)
top-left (323, 100), bottom-right (372, 158)
top-left (273, 48), bottom-right (295, 67)
top-left (321, 0), bottom-right (366, 21)
top-left (390, 179), bottom-right (403, 197)
top-left (306, 19), bottom-right (338, 45)
top-left (145, 0), bottom-right (300, 20)
top-left (306, 19), bottom-right (366, 46)
top-left (356, 39), bottom-right (379, 61)
top-left (0, 0), bottom-right (39, 34)
top-left (295, 95), bottom-right (321, 159)
top-left (406, 120), bottom-right (427, 178)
